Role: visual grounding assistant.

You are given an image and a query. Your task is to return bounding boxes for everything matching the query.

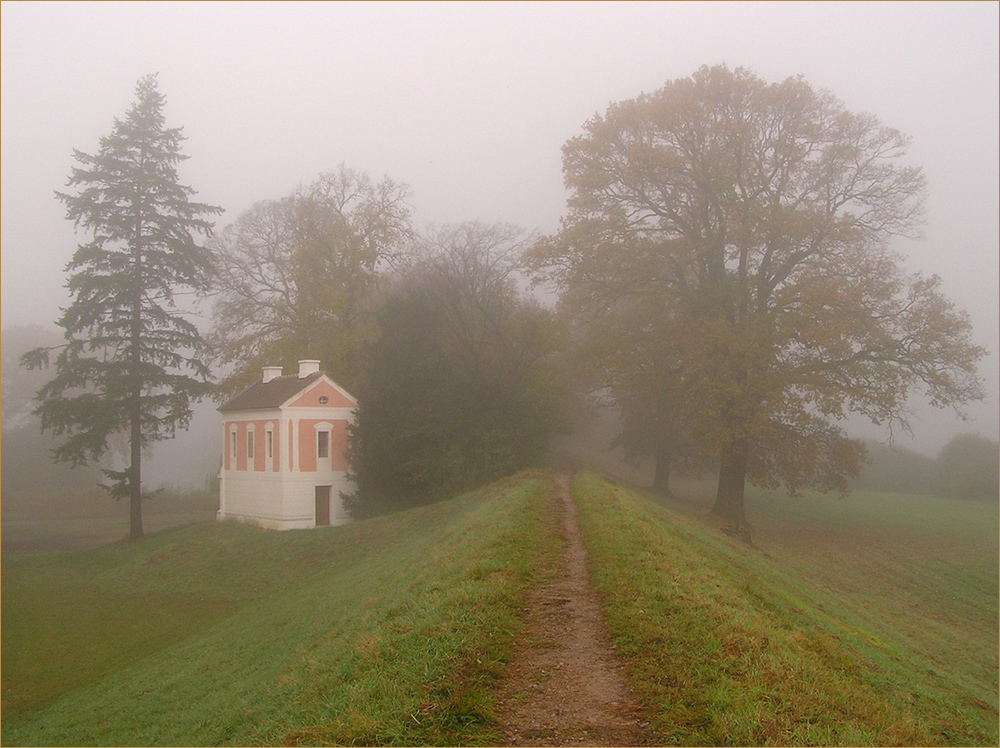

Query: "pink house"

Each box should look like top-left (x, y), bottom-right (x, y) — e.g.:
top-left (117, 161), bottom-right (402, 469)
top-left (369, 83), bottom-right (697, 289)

top-left (217, 360), bottom-right (357, 530)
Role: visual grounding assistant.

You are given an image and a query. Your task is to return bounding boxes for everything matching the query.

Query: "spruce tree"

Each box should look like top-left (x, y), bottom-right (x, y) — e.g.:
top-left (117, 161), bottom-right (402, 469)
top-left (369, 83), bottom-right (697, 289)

top-left (22, 74), bottom-right (222, 539)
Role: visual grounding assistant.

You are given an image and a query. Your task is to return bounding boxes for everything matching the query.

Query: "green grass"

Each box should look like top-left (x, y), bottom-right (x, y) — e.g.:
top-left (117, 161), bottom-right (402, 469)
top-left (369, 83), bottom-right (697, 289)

top-left (1, 511), bottom-right (217, 552)
top-left (1, 471), bottom-right (553, 746)
top-left (572, 471), bottom-right (999, 746)
top-left (4, 468), bottom-right (996, 746)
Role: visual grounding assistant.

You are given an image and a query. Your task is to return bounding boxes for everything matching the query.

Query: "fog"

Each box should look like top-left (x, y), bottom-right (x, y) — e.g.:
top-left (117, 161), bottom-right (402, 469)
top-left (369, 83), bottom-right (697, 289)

top-left (2, 2), bottom-right (997, 488)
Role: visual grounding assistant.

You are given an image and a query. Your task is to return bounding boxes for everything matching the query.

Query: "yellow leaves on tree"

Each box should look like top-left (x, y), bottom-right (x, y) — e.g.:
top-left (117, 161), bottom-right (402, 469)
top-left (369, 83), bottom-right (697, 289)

top-left (528, 65), bottom-right (985, 530)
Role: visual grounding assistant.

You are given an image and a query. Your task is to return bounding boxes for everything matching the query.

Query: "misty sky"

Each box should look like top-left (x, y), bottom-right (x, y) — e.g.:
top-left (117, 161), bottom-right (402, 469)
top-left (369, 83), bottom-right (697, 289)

top-left (2, 1), bottom-right (997, 472)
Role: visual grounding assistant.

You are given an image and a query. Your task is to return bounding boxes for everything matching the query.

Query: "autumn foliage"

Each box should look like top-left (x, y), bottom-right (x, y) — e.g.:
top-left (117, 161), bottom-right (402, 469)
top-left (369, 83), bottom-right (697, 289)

top-left (529, 66), bottom-right (985, 529)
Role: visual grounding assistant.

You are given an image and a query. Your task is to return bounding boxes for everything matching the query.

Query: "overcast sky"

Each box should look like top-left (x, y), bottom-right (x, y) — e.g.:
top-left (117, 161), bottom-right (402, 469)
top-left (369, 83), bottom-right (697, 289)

top-left (2, 1), bottom-right (997, 467)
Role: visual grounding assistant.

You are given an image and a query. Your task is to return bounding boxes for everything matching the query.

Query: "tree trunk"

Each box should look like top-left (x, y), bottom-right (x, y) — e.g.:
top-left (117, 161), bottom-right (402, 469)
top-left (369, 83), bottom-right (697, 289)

top-left (652, 437), bottom-right (672, 496)
top-left (129, 321), bottom-right (144, 538)
top-left (712, 438), bottom-right (751, 541)
top-left (129, 414), bottom-right (143, 540)
top-left (129, 213), bottom-right (144, 541)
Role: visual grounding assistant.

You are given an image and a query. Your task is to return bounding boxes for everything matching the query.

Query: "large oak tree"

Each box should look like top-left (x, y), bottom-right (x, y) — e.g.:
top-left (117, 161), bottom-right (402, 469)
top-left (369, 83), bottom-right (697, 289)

top-left (207, 167), bottom-right (412, 394)
top-left (529, 65), bottom-right (985, 530)
top-left (22, 74), bottom-right (222, 539)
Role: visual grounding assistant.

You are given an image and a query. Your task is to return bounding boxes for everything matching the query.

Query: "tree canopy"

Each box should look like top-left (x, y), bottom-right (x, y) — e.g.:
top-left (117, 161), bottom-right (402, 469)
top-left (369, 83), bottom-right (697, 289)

top-left (21, 74), bottom-right (221, 539)
top-left (934, 433), bottom-right (1000, 501)
top-left (345, 223), bottom-right (567, 517)
top-left (207, 167), bottom-right (412, 394)
top-left (529, 65), bottom-right (985, 530)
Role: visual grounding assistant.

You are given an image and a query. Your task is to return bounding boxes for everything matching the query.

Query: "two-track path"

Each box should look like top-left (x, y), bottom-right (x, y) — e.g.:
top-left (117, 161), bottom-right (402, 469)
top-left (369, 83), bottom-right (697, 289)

top-left (494, 473), bottom-right (650, 746)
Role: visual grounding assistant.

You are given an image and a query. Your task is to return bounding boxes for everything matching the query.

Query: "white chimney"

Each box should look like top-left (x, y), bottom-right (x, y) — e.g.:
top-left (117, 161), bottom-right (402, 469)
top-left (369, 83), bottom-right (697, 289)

top-left (298, 360), bottom-right (320, 378)
top-left (262, 366), bottom-right (282, 384)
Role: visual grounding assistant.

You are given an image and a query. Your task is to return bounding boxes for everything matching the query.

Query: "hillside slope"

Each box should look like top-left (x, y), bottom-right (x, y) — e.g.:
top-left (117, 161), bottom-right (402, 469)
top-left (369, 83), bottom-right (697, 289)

top-left (3, 468), bottom-right (996, 746)
top-left (2, 472), bottom-right (552, 746)
top-left (571, 472), bottom-right (999, 746)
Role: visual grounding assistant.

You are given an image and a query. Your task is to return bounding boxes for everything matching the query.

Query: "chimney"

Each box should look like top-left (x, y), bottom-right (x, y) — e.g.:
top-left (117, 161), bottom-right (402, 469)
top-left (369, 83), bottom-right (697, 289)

top-left (298, 360), bottom-right (320, 378)
top-left (262, 366), bottom-right (282, 384)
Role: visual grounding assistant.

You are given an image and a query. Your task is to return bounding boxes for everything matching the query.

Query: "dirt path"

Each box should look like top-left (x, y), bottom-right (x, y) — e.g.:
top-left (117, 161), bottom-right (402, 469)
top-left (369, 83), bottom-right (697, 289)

top-left (494, 473), bottom-right (650, 746)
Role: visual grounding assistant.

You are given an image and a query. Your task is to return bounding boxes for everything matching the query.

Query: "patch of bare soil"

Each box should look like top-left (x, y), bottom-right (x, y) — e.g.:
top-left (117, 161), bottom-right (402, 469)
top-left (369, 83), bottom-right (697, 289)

top-left (494, 473), bottom-right (651, 746)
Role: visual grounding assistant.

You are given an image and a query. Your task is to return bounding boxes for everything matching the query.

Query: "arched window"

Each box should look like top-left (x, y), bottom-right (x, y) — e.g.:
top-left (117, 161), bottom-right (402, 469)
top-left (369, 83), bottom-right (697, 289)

top-left (314, 422), bottom-right (334, 463)
top-left (246, 423), bottom-right (256, 467)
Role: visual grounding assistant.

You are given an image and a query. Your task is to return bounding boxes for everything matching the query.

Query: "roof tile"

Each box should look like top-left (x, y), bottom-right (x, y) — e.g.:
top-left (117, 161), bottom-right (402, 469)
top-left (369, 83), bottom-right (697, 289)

top-left (219, 372), bottom-right (324, 412)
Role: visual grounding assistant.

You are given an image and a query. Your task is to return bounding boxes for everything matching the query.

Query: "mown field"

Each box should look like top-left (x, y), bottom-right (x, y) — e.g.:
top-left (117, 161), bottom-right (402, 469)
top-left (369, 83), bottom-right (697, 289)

top-left (1, 511), bottom-right (218, 553)
top-left (2, 468), bottom-right (997, 746)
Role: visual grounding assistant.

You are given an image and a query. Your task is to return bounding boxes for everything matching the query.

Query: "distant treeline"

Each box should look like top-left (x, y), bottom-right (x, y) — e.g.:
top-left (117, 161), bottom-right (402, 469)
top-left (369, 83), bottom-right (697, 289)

top-left (854, 434), bottom-right (999, 501)
top-left (557, 405), bottom-right (998, 503)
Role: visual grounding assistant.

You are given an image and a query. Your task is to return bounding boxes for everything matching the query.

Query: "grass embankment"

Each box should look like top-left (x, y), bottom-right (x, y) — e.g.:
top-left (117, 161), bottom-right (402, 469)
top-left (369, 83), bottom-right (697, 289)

top-left (2, 471), bottom-right (552, 747)
top-left (572, 472), bottom-right (999, 746)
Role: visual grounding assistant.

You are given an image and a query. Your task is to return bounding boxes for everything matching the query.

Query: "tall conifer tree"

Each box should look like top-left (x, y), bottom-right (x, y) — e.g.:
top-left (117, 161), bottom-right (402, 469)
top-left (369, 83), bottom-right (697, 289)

top-left (22, 74), bottom-right (222, 539)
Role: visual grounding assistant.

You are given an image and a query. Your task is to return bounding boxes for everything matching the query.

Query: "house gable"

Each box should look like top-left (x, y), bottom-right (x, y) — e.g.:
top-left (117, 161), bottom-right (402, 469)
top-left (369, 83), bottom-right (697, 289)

top-left (286, 378), bottom-right (357, 409)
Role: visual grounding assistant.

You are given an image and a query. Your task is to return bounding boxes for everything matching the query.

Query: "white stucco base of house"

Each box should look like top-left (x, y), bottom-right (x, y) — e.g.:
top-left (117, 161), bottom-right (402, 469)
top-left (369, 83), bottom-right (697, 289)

top-left (217, 470), bottom-right (354, 530)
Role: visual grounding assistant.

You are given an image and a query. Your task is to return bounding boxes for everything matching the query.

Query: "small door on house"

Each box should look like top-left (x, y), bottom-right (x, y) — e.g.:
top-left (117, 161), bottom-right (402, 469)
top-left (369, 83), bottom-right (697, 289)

top-left (315, 485), bottom-right (332, 526)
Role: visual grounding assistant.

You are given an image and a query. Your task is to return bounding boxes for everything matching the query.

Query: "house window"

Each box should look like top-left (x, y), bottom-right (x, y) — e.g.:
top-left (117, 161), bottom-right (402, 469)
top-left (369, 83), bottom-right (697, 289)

top-left (318, 396), bottom-right (329, 405)
top-left (230, 431), bottom-right (237, 460)
top-left (266, 430), bottom-right (273, 459)
top-left (317, 430), bottom-right (330, 459)
top-left (247, 431), bottom-right (254, 460)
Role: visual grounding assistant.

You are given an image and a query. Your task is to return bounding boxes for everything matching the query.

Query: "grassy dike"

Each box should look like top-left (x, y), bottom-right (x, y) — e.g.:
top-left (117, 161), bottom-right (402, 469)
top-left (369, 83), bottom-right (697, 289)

top-left (2, 471), bottom-right (553, 747)
top-left (570, 471), bottom-right (998, 746)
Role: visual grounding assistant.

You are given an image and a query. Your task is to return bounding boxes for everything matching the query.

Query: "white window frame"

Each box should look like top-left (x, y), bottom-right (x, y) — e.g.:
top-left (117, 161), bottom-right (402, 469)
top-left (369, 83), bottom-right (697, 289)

top-left (265, 422), bottom-right (275, 470)
top-left (314, 421), bottom-right (334, 464)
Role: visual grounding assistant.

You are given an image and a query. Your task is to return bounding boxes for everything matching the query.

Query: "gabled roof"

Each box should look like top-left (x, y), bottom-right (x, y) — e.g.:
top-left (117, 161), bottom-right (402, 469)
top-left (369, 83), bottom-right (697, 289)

top-left (219, 372), bottom-right (324, 412)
